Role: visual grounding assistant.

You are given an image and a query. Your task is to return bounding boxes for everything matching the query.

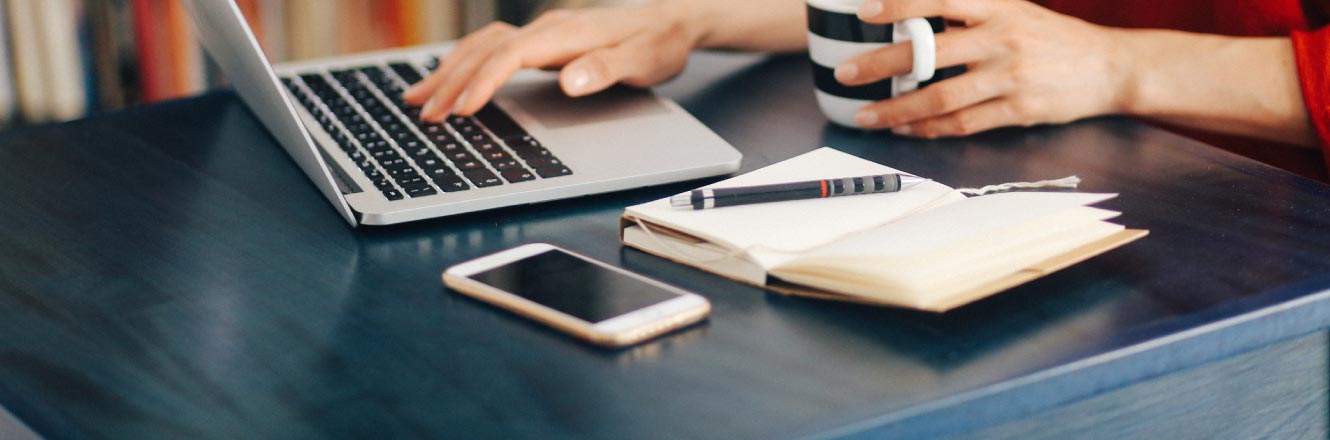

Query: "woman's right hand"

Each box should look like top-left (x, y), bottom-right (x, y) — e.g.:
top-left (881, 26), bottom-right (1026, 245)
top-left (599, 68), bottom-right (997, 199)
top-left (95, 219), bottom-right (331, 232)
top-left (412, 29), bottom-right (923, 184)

top-left (402, 3), bottom-right (703, 121)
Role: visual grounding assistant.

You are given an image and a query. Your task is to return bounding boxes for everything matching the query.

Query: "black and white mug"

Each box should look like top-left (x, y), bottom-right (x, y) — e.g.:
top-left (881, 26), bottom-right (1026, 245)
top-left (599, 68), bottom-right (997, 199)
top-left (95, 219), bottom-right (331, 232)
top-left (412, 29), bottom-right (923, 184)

top-left (807, 0), bottom-right (946, 127)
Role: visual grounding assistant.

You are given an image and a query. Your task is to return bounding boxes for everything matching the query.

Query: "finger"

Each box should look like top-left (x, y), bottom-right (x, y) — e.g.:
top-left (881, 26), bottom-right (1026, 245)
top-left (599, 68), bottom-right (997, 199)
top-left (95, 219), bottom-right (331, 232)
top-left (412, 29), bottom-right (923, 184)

top-left (447, 12), bottom-right (661, 115)
top-left (858, 0), bottom-right (997, 25)
top-left (893, 98), bottom-right (1029, 138)
top-left (405, 11), bottom-right (578, 101)
top-left (418, 38), bottom-right (508, 121)
top-left (835, 30), bottom-right (987, 86)
top-left (403, 22), bottom-right (515, 104)
top-left (557, 30), bottom-right (689, 98)
top-left (855, 67), bottom-right (1010, 129)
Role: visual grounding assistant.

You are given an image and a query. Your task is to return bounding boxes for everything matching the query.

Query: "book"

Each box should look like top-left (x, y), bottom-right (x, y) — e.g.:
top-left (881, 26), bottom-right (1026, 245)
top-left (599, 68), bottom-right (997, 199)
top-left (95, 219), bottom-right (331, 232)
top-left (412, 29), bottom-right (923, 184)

top-left (165, 0), bottom-right (205, 99)
top-left (257, 0), bottom-right (289, 62)
top-left (37, 0), bottom-right (88, 120)
top-left (287, 0), bottom-right (336, 60)
top-left (0, 0), bottom-right (15, 124)
top-left (8, 0), bottom-right (46, 122)
top-left (620, 148), bottom-right (1148, 312)
top-left (131, 0), bottom-right (169, 102)
top-left (418, 0), bottom-right (462, 43)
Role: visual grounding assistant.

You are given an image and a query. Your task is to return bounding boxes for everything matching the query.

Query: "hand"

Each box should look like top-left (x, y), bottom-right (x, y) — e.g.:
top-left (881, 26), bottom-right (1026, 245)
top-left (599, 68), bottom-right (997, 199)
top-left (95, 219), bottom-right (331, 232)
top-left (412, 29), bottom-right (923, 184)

top-left (402, 4), bottom-right (701, 121)
top-left (837, 0), bottom-right (1129, 138)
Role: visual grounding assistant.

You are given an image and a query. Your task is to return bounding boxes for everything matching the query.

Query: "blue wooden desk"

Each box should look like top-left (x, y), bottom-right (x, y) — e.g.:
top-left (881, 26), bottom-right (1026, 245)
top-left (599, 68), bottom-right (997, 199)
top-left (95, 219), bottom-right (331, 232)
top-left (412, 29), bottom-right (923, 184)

top-left (1, 53), bottom-right (1329, 439)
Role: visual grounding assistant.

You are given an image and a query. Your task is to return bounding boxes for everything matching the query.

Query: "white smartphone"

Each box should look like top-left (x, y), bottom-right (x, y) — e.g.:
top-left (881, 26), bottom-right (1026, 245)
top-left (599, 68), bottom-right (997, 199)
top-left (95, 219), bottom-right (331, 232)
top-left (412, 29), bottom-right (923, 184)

top-left (442, 243), bottom-right (711, 348)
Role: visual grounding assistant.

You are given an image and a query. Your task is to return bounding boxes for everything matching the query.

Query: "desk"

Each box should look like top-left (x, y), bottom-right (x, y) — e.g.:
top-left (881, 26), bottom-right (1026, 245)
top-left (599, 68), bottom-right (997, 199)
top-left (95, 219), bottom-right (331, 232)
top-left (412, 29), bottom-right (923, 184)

top-left (2, 53), bottom-right (1330, 439)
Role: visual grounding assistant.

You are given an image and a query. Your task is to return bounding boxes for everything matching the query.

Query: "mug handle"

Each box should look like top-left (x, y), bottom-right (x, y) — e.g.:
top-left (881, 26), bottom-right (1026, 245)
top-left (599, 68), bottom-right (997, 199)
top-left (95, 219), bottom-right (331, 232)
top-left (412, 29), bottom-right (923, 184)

top-left (900, 18), bottom-right (936, 82)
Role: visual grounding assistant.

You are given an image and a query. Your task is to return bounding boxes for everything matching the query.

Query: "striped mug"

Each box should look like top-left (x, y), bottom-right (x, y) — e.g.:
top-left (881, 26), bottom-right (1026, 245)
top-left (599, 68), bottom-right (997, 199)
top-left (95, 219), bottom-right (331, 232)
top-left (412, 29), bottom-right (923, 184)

top-left (807, 0), bottom-right (945, 127)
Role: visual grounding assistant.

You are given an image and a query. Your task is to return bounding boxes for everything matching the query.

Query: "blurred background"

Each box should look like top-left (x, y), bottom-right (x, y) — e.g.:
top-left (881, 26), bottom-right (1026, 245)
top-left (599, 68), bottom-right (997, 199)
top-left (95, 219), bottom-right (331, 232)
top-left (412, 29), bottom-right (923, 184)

top-left (0, 0), bottom-right (618, 128)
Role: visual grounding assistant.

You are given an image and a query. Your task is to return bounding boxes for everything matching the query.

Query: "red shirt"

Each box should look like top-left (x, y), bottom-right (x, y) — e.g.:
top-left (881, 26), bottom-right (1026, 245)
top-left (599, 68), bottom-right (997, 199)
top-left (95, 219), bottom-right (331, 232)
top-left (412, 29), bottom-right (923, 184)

top-left (1037, 0), bottom-right (1330, 181)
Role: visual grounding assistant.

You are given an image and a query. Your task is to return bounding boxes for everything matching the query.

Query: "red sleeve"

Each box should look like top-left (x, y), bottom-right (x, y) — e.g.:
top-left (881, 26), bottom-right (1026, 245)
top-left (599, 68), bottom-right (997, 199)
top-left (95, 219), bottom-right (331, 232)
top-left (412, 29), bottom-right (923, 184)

top-left (1292, 26), bottom-right (1330, 169)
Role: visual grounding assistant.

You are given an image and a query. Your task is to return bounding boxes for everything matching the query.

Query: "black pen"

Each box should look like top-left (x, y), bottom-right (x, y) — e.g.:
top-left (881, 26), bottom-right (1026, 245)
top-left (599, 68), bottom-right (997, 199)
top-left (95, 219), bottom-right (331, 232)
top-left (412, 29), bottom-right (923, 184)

top-left (670, 174), bottom-right (929, 210)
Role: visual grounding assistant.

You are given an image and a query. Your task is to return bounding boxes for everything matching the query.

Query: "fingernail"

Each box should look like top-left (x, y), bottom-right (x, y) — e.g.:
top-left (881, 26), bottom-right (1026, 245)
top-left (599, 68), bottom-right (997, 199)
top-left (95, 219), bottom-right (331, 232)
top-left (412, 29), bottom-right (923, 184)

top-left (856, 111), bottom-right (879, 127)
top-left (566, 68), bottom-right (591, 94)
top-left (422, 97), bottom-right (439, 117)
top-left (893, 125), bottom-right (913, 136)
top-left (859, 1), bottom-right (883, 19)
top-left (452, 91), bottom-right (469, 114)
top-left (834, 64), bottom-right (859, 83)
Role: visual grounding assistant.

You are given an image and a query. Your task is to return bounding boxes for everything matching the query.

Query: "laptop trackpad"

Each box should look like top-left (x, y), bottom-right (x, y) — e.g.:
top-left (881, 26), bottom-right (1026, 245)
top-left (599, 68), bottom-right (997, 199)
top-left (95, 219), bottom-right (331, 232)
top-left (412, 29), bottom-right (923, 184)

top-left (500, 82), bottom-right (671, 130)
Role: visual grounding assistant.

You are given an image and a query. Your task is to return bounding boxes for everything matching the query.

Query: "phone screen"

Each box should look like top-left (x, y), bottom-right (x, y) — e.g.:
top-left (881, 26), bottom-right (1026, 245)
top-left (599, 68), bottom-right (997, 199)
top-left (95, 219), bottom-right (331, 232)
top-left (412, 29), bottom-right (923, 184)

top-left (469, 249), bottom-right (682, 323)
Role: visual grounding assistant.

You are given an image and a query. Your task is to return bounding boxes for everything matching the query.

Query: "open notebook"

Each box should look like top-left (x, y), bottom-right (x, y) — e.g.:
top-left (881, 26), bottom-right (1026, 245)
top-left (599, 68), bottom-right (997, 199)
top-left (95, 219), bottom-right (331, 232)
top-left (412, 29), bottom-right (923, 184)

top-left (620, 148), bottom-right (1147, 312)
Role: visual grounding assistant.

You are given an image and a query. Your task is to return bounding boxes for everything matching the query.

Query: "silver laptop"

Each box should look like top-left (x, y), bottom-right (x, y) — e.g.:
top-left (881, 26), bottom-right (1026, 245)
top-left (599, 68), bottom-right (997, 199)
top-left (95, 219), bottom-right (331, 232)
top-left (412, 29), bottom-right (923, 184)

top-left (183, 1), bottom-right (741, 226)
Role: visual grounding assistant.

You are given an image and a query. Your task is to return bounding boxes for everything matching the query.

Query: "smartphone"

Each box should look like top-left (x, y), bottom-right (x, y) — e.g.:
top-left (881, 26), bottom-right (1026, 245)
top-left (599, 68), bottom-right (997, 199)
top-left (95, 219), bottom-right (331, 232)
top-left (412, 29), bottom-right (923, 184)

top-left (442, 243), bottom-right (711, 348)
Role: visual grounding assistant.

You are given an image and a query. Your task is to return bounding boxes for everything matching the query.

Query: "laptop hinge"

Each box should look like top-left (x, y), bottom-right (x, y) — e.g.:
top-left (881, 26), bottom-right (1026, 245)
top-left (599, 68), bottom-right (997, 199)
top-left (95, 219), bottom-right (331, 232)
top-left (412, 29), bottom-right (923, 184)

top-left (316, 146), bottom-right (363, 195)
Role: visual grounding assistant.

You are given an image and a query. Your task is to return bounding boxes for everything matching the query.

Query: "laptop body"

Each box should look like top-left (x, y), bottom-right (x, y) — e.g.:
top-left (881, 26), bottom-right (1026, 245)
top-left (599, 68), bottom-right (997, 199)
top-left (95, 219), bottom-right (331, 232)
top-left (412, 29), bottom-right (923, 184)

top-left (182, 1), bottom-right (742, 226)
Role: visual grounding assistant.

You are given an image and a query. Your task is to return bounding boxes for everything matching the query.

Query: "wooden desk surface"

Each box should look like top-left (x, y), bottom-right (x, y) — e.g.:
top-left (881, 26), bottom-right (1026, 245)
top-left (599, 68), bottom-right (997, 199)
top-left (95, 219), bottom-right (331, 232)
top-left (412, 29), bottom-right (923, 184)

top-left (2, 53), bottom-right (1330, 439)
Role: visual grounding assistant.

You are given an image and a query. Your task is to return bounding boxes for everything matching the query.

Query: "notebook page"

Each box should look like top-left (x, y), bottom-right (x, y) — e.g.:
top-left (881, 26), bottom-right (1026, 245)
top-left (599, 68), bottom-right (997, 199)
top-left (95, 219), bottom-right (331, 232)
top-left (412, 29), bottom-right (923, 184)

top-left (625, 148), bottom-right (963, 269)
top-left (791, 192), bottom-right (1118, 259)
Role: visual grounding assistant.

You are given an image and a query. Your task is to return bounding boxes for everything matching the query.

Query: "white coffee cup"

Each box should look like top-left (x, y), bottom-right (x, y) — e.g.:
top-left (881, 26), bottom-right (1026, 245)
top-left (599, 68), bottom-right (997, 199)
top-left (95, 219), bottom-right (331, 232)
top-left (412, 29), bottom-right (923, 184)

top-left (807, 0), bottom-right (940, 127)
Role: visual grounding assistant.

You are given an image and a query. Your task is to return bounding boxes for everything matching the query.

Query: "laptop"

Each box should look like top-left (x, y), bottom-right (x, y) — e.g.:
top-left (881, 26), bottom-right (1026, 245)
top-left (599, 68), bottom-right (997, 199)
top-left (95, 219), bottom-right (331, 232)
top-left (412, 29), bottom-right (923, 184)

top-left (182, 1), bottom-right (742, 226)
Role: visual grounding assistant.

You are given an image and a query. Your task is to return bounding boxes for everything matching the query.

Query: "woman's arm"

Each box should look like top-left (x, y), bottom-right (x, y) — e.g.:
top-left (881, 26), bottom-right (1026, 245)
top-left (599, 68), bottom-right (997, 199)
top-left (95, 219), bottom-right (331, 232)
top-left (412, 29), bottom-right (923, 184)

top-left (841, 0), bottom-right (1319, 147)
top-left (670, 0), bottom-right (807, 52)
top-left (403, 0), bottom-right (807, 120)
top-left (1118, 32), bottom-right (1317, 147)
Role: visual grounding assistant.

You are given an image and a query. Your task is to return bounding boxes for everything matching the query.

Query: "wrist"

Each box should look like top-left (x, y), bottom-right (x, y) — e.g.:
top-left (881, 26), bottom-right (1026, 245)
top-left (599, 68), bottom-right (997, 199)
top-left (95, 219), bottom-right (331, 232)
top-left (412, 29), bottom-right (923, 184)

top-left (1105, 28), bottom-right (1153, 117)
top-left (651, 0), bottom-right (715, 49)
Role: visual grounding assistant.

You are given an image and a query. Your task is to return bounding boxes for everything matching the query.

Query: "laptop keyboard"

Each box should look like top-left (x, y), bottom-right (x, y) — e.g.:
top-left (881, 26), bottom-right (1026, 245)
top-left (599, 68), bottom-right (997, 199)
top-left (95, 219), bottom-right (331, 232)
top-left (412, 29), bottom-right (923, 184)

top-left (280, 59), bottom-right (572, 201)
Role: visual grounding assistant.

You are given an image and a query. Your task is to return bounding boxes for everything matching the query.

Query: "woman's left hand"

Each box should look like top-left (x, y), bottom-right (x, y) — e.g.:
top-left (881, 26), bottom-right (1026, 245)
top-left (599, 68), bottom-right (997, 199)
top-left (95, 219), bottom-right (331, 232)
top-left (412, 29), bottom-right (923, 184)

top-left (838, 0), bottom-right (1129, 138)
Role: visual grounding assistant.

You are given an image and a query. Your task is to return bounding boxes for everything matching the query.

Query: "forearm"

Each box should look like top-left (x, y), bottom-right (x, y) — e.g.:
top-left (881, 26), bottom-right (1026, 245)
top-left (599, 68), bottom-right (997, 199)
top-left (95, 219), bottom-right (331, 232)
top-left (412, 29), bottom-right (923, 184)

top-left (1116, 30), bottom-right (1318, 147)
top-left (658, 0), bottom-right (808, 52)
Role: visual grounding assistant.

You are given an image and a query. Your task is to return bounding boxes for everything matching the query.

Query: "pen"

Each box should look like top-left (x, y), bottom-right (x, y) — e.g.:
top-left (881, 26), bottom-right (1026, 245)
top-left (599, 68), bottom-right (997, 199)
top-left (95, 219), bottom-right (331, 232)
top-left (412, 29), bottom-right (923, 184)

top-left (670, 174), bottom-right (928, 210)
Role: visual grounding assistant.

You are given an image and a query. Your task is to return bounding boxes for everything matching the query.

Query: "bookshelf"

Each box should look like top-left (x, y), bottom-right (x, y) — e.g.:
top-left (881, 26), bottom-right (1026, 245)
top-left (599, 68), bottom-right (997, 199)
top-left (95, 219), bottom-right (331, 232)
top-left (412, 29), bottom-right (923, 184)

top-left (0, 0), bottom-right (585, 128)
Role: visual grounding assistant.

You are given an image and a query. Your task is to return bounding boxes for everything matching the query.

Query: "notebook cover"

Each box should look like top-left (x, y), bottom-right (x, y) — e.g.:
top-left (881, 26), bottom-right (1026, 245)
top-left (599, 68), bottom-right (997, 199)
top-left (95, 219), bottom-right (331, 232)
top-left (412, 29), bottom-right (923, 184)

top-left (621, 215), bottom-right (1148, 313)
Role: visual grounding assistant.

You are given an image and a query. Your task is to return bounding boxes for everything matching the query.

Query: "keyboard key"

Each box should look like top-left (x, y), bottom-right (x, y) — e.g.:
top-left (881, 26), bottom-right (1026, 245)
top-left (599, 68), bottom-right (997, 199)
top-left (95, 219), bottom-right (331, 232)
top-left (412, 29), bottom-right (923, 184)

top-left (454, 123), bottom-right (480, 136)
top-left (524, 157), bottom-right (563, 168)
top-left (397, 175), bottom-right (427, 187)
top-left (434, 175), bottom-right (470, 192)
top-left (380, 158), bottom-right (408, 168)
top-left (466, 132), bottom-right (492, 144)
top-left (443, 150), bottom-right (475, 162)
top-left (501, 169), bottom-right (536, 183)
top-left (417, 157), bottom-right (446, 170)
top-left (401, 181), bottom-right (436, 198)
top-left (406, 186), bottom-right (437, 198)
top-left (435, 141), bottom-right (463, 152)
top-left (454, 159), bottom-right (485, 171)
top-left (464, 170), bottom-right (503, 188)
top-left (355, 159), bottom-right (377, 172)
top-left (490, 159), bottom-right (523, 170)
top-left (372, 177), bottom-right (394, 190)
top-left (535, 166), bottom-right (573, 178)
top-left (382, 189), bottom-right (404, 200)
top-left (472, 141), bottom-right (501, 153)
top-left (422, 166), bottom-right (454, 180)
top-left (480, 150), bottom-right (511, 162)
top-left (475, 104), bottom-right (527, 138)
top-left (385, 166), bottom-right (418, 179)
top-left (512, 145), bottom-right (552, 159)
top-left (431, 134), bottom-right (456, 146)
top-left (370, 149), bottom-right (399, 160)
top-left (408, 147), bottom-right (434, 158)
top-left (389, 62), bottom-right (424, 84)
top-left (504, 135), bottom-right (542, 150)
